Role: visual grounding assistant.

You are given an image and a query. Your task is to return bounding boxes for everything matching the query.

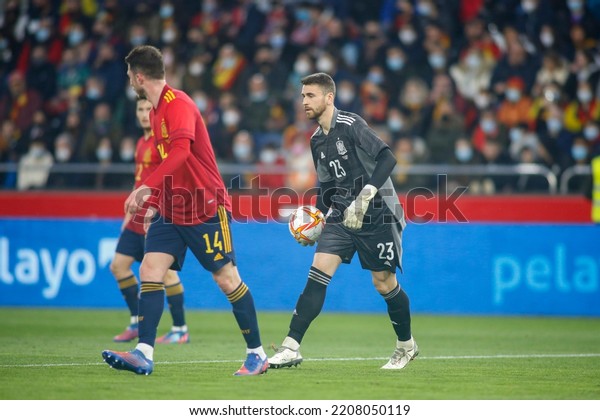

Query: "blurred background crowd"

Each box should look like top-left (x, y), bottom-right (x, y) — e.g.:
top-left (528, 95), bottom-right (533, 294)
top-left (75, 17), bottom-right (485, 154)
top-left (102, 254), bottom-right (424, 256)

top-left (0, 0), bottom-right (599, 194)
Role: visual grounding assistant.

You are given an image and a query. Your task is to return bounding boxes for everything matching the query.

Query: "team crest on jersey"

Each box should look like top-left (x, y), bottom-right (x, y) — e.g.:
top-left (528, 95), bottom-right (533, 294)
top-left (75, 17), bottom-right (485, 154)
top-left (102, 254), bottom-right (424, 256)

top-left (336, 139), bottom-right (347, 156)
top-left (161, 119), bottom-right (169, 141)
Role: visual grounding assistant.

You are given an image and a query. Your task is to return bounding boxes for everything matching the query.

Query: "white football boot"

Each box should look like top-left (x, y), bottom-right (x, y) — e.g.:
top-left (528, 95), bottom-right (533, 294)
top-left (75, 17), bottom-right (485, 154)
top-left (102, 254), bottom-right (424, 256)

top-left (269, 337), bottom-right (303, 369)
top-left (381, 337), bottom-right (419, 370)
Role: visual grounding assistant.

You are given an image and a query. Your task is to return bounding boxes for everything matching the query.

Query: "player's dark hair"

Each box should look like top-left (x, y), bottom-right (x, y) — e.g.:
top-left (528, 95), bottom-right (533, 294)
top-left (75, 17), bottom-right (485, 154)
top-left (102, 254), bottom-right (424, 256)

top-left (301, 72), bottom-right (336, 97)
top-left (125, 45), bottom-right (165, 80)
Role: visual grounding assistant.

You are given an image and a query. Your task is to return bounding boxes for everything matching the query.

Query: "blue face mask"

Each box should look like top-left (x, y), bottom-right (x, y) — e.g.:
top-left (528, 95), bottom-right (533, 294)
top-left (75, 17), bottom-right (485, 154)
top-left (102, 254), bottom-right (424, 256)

top-left (386, 57), bottom-right (405, 71)
top-left (455, 147), bottom-right (473, 162)
top-left (367, 72), bottom-right (384, 85)
top-left (36, 28), bottom-right (50, 43)
top-left (69, 30), bottom-right (84, 46)
top-left (428, 54), bottom-right (445, 69)
top-left (571, 145), bottom-right (588, 160)
top-left (160, 4), bottom-right (174, 18)
top-left (546, 118), bottom-right (562, 133)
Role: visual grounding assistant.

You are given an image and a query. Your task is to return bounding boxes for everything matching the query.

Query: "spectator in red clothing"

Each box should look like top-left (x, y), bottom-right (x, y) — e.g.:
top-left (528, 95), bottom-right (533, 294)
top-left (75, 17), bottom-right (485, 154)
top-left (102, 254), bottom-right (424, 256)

top-left (0, 71), bottom-right (43, 142)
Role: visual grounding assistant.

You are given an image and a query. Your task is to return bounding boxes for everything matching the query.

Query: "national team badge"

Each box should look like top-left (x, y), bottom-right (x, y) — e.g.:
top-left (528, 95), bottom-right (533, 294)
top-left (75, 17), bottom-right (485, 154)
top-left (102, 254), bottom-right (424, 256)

top-left (336, 138), bottom-right (347, 156)
top-left (161, 119), bottom-right (169, 140)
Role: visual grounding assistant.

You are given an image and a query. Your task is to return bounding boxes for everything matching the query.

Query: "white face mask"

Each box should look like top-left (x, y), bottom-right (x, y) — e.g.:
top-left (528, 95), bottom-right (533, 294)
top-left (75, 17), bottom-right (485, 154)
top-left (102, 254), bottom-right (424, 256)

top-left (30, 146), bottom-right (45, 158)
top-left (577, 89), bottom-right (592, 103)
top-left (233, 143), bottom-right (252, 162)
top-left (294, 60), bottom-right (311, 75)
top-left (188, 62), bottom-right (204, 76)
top-left (316, 58), bottom-right (334, 73)
top-left (55, 148), bottom-right (71, 162)
top-left (505, 88), bottom-right (521, 102)
top-left (546, 118), bottom-right (562, 133)
top-left (120, 149), bottom-right (135, 161)
top-left (540, 32), bottom-right (554, 47)
top-left (337, 88), bottom-right (355, 103)
top-left (96, 147), bottom-right (112, 161)
top-left (584, 125), bottom-right (599, 140)
top-left (399, 30), bottom-right (417, 45)
top-left (259, 149), bottom-right (278, 164)
top-left (222, 110), bottom-right (240, 126)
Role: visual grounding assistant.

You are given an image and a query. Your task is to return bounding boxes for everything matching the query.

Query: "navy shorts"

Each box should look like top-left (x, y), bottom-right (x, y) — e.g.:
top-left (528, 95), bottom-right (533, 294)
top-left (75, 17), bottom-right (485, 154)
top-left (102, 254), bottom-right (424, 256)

top-left (145, 206), bottom-right (236, 272)
top-left (115, 227), bottom-right (145, 262)
top-left (315, 221), bottom-right (403, 272)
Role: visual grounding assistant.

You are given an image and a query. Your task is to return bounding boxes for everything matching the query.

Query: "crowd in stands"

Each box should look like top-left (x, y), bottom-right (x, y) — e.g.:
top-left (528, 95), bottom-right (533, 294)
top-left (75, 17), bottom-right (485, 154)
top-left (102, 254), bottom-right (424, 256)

top-left (0, 0), bottom-right (599, 194)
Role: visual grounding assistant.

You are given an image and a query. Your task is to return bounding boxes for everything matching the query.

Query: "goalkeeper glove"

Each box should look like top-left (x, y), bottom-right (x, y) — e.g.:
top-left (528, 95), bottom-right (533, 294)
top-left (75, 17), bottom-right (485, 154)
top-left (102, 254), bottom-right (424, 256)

top-left (343, 184), bottom-right (378, 230)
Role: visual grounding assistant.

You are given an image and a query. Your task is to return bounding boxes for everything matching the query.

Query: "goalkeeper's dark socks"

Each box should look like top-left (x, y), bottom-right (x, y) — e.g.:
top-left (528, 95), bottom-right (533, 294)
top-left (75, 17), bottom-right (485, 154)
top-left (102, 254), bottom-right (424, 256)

top-left (138, 282), bottom-right (165, 346)
top-left (165, 281), bottom-right (186, 327)
top-left (117, 274), bottom-right (139, 317)
top-left (381, 283), bottom-right (412, 341)
top-left (227, 282), bottom-right (262, 349)
top-left (288, 266), bottom-right (330, 344)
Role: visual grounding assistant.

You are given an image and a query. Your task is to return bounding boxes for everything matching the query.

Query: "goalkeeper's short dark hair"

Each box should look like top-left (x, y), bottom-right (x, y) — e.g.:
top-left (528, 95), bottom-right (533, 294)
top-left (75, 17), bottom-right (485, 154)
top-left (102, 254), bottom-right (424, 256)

top-left (125, 45), bottom-right (165, 80)
top-left (301, 72), bottom-right (336, 97)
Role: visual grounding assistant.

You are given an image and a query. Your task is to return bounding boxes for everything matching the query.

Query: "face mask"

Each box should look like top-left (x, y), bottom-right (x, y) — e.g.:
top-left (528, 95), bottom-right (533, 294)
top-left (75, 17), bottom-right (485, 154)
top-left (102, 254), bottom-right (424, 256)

top-left (221, 57), bottom-right (236, 69)
top-left (295, 9), bottom-right (310, 22)
top-left (194, 97), bottom-right (208, 111)
top-left (162, 30), bottom-right (176, 44)
top-left (30, 146), bottom-right (45, 159)
top-left (69, 30), bottom-right (84, 46)
top-left (567, 0), bottom-right (583, 12)
top-left (86, 87), bottom-right (101, 100)
top-left (399, 30), bottom-right (417, 45)
top-left (130, 35), bottom-right (147, 47)
top-left (577, 90), bottom-right (592, 103)
top-left (416, 2), bottom-right (432, 16)
top-left (505, 88), bottom-right (521, 102)
top-left (163, 52), bottom-right (174, 67)
top-left (341, 44), bottom-right (358, 67)
top-left (294, 60), bottom-right (311, 75)
top-left (480, 119), bottom-right (497, 134)
top-left (120, 149), bottom-right (135, 161)
top-left (36, 28), bottom-right (50, 43)
top-left (222, 110), bottom-right (240, 126)
top-left (250, 90), bottom-right (268, 102)
top-left (388, 118), bottom-right (404, 132)
top-left (337, 88), bottom-right (355, 103)
top-left (386, 57), bottom-right (404, 71)
top-left (522, 0), bottom-right (536, 13)
top-left (367, 71), bottom-right (384, 85)
top-left (509, 127), bottom-right (524, 143)
top-left (465, 53), bottom-right (481, 69)
top-left (96, 148), bottom-right (112, 161)
top-left (260, 149), bottom-right (278, 164)
top-left (546, 118), bottom-right (562, 133)
top-left (188, 62), bottom-right (204, 76)
top-left (540, 32), bottom-right (554, 47)
top-left (160, 4), bottom-right (174, 18)
top-left (270, 34), bottom-right (286, 49)
top-left (126, 86), bottom-right (138, 101)
top-left (428, 53), bottom-right (445, 69)
top-left (316, 58), bottom-right (334, 73)
top-left (571, 144), bottom-right (587, 160)
top-left (55, 148), bottom-right (71, 162)
top-left (584, 125), bottom-right (599, 140)
top-left (474, 94), bottom-right (491, 110)
top-left (233, 143), bottom-right (252, 161)
top-left (455, 147), bottom-right (473, 162)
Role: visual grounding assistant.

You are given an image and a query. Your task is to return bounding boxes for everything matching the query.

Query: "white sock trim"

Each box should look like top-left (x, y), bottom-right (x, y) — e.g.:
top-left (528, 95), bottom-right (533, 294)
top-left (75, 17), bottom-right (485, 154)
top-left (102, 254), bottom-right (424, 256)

top-left (136, 343), bottom-right (154, 361)
top-left (247, 346), bottom-right (267, 359)
top-left (282, 336), bottom-right (300, 351)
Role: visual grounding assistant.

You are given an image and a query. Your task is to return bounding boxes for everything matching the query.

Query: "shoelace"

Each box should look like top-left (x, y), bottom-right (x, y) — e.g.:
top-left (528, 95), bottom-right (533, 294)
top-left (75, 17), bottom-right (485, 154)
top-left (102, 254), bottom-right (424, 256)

top-left (390, 347), bottom-right (408, 363)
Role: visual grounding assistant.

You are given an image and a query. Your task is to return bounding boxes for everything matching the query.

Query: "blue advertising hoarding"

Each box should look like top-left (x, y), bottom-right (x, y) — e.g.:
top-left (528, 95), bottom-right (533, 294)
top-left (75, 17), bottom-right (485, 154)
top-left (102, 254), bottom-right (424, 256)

top-left (0, 219), bottom-right (598, 316)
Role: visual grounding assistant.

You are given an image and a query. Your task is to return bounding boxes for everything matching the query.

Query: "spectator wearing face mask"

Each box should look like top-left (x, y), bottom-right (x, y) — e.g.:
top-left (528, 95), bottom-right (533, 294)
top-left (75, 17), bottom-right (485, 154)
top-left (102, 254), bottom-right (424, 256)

top-left (0, 71), bottom-right (43, 140)
top-left (17, 139), bottom-right (53, 191)
top-left (537, 103), bottom-right (575, 171)
top-left (285, 133), bottom-right (316, 192)
top-left (564, 80), bottom-right (600, 133)
top-left (448, 137), bottom-right (485, 194)
top-left (383, 45), bottom-right (420, 106)
top-left (565, 136), bottom-right (593, 193)
top-left (257, 143), bottom-right (285, 191)
top-left (472, 109), bottom-right (509, 153)
top-left (425, 100), bottom-right (466, 164)
top-left (497, 76), bottom-right (534, 128)
top-left (450, 47), bottom-right (494, 102)
top-left (212, 43), bottom-right (246, 92)
top-left (334, 79), bottom-right (363, 115)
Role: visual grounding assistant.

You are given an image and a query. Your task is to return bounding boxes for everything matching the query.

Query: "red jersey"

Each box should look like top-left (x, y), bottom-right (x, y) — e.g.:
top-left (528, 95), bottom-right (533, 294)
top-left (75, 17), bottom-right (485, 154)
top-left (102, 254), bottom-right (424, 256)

top-left (126, 134), bottom-right (162, 234)
top-left (144, 85), bottom-right (232, 225)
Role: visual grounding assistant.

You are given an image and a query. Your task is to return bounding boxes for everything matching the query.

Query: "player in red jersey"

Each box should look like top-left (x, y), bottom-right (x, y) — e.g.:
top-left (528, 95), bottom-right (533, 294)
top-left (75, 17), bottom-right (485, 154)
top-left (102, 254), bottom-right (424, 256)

top-left (102, 45), bottom-right (267, 376)
top-left (110, 98), bottom-right (190, 345)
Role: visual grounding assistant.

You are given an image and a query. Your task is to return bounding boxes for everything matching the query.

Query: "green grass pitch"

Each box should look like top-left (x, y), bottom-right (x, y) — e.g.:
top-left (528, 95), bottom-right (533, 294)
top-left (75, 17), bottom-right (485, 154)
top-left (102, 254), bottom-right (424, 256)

top-left (0, 308), bottom-right (599, 400)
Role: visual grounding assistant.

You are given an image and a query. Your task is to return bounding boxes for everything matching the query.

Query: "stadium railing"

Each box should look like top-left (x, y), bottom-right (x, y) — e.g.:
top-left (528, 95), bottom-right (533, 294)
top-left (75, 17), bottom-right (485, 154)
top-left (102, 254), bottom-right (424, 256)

top-left (0, 162), bottom-right (589, 195)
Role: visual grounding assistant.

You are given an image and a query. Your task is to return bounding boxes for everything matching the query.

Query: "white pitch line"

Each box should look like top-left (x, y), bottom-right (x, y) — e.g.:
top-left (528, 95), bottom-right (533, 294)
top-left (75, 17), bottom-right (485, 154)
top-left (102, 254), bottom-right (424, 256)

top-left (1, 353), bottom-right (599, 369)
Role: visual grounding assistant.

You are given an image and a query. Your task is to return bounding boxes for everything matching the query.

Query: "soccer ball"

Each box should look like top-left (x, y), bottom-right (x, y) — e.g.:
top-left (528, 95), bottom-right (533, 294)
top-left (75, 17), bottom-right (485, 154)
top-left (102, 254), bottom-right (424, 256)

top-left (289, 205), bottom-right (325, 245)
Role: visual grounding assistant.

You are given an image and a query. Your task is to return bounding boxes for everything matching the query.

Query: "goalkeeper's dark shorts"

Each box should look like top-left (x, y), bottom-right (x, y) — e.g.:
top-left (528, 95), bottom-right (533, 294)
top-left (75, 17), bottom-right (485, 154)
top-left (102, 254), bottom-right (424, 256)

top-left (115, 227), bottom-right (145, 262)
top-left (315, 220), bottom-right (403, 273)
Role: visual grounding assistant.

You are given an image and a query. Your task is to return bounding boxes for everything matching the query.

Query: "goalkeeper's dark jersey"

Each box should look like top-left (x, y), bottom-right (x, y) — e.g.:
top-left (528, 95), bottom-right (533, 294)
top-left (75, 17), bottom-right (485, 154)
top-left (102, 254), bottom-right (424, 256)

top-left (310, 108), bottom-right (406, 231)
